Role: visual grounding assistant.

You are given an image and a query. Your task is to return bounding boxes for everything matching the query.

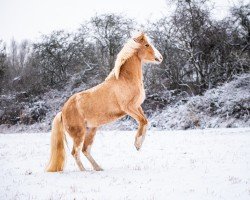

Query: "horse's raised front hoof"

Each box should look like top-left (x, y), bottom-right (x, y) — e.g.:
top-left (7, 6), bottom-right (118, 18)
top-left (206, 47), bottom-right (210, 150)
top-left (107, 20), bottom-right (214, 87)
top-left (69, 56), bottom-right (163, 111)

top-left (134, 140), bottom-right (141, 151)
top-left (134, 135), bottom-right (145, 151)
top-left (135, 145), bottom-right (140, 151)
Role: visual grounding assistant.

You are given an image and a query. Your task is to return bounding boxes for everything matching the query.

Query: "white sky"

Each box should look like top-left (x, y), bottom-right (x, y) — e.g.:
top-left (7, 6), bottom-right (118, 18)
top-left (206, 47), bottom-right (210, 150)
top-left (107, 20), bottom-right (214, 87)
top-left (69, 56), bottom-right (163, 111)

top-left (0, 0), bottom-right (247, 44)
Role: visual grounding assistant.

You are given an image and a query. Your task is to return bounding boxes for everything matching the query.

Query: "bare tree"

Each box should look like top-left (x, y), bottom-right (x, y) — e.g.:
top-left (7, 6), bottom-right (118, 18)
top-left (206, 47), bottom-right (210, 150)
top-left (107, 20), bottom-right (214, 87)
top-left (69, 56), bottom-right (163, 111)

top-left (33, 30), bottom-right (85, 86)
top-left (18, 40), bottom-right (30, 70)
top-left (89, 14), bottom-right (135, 75)
top-left (0, 40), bottom-right (7, 93)
top-left (9, 39), bottom-right (19, 77)
top-left (230, 3), bottom-right (250, 53)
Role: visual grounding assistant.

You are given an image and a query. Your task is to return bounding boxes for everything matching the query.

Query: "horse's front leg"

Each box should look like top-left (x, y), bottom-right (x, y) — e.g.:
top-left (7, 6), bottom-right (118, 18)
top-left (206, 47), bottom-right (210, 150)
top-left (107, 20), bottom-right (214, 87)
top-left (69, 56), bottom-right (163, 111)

top-left (125, 106), bottom-right (148, 150)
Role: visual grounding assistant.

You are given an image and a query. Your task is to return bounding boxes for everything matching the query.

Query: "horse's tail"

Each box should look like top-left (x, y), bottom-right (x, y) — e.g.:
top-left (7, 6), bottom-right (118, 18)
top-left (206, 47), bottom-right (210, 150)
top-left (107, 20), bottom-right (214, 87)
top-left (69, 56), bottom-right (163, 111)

top-left (46, 112), bottom-right (66, 172)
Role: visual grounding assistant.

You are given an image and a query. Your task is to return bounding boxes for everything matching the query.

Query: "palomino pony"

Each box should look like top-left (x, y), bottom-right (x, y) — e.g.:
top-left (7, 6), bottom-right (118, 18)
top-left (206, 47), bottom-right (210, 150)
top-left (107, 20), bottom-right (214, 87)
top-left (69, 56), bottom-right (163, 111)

top-left (46, 32), bottom-right (163, 172)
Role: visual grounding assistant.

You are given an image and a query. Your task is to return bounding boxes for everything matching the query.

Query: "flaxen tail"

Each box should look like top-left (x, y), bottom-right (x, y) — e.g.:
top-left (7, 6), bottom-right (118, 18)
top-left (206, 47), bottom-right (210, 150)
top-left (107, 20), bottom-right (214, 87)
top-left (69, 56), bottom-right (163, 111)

top-left (46, 112), bottom-right (66, 172)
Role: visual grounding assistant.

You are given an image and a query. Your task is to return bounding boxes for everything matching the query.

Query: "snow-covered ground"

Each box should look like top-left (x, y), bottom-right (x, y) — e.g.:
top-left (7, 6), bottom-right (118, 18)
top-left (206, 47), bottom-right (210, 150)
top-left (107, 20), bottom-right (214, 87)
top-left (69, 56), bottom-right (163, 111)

top-left (0, 128), bottom-right (250, 200)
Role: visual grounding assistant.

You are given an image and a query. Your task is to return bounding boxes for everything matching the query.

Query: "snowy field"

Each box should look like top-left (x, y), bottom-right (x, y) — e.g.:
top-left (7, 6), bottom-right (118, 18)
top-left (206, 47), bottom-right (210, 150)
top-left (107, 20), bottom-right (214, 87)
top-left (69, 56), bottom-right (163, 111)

top-left (0, 128), bottom-right (250, 200)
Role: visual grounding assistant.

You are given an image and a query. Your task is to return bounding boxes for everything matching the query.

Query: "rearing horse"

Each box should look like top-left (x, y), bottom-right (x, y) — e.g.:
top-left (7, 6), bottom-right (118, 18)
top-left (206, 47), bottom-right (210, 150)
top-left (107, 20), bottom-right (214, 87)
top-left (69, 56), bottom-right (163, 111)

top-left (46, 32), bottom-right (163, 172)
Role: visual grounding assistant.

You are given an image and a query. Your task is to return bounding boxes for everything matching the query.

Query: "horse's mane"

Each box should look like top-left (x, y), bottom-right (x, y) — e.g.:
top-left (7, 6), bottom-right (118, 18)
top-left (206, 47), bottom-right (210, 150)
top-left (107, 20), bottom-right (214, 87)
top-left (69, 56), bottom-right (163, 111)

top-left (106, 38), bottom-right (141, 80)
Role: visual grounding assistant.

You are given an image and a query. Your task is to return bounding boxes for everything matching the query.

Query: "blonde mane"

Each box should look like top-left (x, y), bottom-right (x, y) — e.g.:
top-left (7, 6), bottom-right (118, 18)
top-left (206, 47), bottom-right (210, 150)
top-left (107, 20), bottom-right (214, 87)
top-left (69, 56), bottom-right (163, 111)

top-left (106, 39), bottom-right (141, 80)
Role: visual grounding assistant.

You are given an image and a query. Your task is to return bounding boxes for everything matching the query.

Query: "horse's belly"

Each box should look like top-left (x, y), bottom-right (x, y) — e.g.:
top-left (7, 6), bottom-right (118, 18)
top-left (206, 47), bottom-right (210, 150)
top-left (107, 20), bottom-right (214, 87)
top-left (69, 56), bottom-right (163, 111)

top-left (86, 111), bottom-right (126, 127)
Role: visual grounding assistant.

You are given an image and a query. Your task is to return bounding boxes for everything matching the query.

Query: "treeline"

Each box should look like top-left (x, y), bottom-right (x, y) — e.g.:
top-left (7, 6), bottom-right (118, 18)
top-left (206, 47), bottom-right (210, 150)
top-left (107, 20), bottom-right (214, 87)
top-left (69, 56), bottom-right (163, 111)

top-left (0, 0), bottom-right (249, 98)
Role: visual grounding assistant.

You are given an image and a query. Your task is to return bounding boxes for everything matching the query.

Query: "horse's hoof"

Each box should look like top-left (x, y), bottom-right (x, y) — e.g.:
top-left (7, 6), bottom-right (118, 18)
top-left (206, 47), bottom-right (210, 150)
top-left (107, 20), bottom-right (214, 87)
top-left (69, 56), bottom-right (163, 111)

top-left (134, 135), bottom-right (145, 151)
top-left (95, 167), bottom-right (103, 171)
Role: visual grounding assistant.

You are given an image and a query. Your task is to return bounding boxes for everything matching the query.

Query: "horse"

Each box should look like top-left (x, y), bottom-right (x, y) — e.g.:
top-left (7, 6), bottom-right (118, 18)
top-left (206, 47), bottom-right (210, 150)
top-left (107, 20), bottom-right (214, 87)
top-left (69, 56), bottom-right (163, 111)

top-left (46, 32), bottom-right (163, 172)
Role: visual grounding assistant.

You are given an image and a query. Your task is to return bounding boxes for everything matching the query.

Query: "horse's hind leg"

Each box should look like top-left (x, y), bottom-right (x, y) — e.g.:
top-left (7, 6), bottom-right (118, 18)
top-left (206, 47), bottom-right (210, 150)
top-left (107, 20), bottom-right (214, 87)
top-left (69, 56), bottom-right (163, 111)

top-left (82, 127), bottom-right (103, 171)
top-left (71, 128), bottom-right (86, 171)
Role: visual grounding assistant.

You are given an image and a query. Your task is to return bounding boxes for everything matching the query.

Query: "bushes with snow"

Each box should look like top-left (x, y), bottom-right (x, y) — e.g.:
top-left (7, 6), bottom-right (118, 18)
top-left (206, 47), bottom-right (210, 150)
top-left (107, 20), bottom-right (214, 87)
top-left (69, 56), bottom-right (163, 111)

top-left (150, 74), bottom-right (250, 130)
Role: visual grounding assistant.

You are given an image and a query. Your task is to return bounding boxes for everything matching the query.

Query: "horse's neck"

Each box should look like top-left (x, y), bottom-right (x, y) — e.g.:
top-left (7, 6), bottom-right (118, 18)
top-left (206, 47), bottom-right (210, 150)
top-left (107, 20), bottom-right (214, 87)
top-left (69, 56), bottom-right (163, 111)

top-left (119, 55), bottom-right (143, 83)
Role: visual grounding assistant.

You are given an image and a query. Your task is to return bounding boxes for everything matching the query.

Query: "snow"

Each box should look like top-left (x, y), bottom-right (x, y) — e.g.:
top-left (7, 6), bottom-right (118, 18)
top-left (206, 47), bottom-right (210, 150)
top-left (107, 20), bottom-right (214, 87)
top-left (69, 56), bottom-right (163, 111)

top-left (0, 128), bottom-right (250, 199)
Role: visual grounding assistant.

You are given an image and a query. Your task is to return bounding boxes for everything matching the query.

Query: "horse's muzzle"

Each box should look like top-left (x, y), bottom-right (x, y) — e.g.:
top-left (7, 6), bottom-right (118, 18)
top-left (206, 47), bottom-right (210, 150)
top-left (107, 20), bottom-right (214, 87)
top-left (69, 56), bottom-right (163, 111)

top-left (155, 55), bottom-right (163, 63)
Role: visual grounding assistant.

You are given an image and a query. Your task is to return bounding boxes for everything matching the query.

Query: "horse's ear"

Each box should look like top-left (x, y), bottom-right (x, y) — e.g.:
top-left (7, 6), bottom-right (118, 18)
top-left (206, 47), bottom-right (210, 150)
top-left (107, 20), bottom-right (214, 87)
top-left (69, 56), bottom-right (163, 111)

top-left (133, 32), bottom-right (145, 43)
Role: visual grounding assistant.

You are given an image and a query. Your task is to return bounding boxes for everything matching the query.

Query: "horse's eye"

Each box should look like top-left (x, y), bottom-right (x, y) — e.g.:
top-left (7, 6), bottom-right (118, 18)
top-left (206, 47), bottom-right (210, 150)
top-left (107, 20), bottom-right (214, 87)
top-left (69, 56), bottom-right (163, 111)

top-left (145, 44), bottom-right (149, 47)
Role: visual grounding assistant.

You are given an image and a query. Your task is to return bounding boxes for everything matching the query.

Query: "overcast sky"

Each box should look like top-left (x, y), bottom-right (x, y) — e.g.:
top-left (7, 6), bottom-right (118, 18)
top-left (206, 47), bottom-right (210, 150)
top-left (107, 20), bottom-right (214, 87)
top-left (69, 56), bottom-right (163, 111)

top-left (0, 0), bottom-right (247, 44)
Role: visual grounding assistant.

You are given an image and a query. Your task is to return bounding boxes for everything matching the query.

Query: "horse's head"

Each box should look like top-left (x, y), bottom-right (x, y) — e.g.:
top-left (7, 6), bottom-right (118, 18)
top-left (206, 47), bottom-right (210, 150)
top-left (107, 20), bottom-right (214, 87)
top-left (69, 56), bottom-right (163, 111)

top-left (106, 32), bottom-right (163, 80)
top-left (133, 32), bottom-right (163, 64)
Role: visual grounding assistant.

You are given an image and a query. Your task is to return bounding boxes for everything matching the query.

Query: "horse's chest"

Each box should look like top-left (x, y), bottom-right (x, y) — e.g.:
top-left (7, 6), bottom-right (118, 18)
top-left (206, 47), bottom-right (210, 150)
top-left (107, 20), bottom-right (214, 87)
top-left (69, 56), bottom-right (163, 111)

top-left (135, 83), bottom-right (146, 105)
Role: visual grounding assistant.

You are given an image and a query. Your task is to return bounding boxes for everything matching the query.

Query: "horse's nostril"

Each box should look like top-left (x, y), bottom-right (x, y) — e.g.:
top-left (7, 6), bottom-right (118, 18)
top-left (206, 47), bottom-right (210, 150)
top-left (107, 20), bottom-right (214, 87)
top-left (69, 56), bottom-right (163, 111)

top-left (155, 57), bottom-right (160, 62)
